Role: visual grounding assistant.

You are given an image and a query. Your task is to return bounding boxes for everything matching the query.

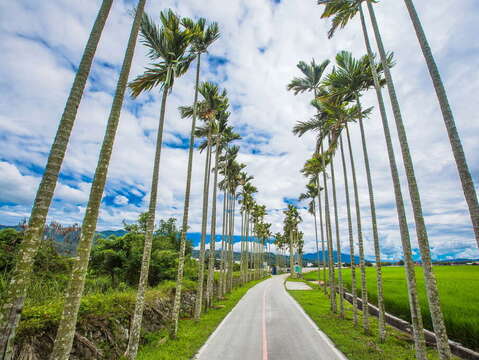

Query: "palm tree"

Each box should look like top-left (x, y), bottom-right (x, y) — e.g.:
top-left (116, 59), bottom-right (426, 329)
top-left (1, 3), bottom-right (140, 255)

top-left (288, 56), bottom-right (330, 292)
top-left (316, 178), bottom-right (328, 293)
top-left (218, 146), bottom-right (239, 295)
top-left (124, 11), bottom-right (193, 358)
top-left (301, 152), bottom-right (336, 311)
top-left (299, 181), bottom-right (322, 287)
top-left (182, 82), bottom-right (228, 320)
top-left (226, 164), bottom-right (242, 290)
top-left (319, 1), bottom-right (428, 355)
top-left (317, 1), bottom-right (453, 354)
top-left (0, 1), bottom-right (114, 355)
top-left (218, 148), bottom-right (243, 292)
top-left (283, 205), bottom-right (301, 279)
top-left (172, 17), bottom-right (220, 335)
top-left (239, 176), bottom-right (255, 284)
top-left (403, 0), bottom-right (479, 248)
top-left (323, 50), bottom-right (388, 339)
top-left (366, 3), bottom-right (451, 354)
top-left (328, 139), bottom-right (344, 318)
top-left (298, 98), bottom-right (372, 328)
top-left (338, 134), bottom-right (358, 326)
top-left (49, 3), bottom-right (147, 359)
top-left (288, 58), bottom-right (330, 97)
top-left (205, 117), bottom-right (240, 307)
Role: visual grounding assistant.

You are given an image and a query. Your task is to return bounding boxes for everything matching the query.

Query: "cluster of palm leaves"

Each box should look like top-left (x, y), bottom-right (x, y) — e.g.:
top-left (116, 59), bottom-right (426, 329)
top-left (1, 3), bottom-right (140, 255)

top-left (286, 1), bottom-right (479, 359)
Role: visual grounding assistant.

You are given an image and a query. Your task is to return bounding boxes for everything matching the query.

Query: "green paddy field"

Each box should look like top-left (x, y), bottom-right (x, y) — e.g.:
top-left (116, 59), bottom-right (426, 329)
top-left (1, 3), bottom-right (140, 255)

top-left (303, 265), bottom-right (479, 350)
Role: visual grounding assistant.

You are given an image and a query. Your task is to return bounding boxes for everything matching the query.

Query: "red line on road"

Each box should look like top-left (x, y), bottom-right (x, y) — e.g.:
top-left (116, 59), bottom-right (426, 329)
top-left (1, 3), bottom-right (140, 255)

top-left (262, 287), bottom-right (268, 360)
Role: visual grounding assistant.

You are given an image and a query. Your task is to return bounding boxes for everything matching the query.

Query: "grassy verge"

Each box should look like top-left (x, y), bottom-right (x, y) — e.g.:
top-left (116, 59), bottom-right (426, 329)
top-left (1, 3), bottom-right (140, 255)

top-left (303, 266), bottom-right (479, 350)
top-left (137, 277), bottom-right (268, 360)
top-left (288, 278), bottom-right (458, 360)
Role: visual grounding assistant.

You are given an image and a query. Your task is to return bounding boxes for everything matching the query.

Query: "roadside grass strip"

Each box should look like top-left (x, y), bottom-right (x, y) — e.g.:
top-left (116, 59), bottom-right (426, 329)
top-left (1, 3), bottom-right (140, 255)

top-left (137, 278), bottom-right (268, 360)
top-left (303, 266), bottom-right (479, 351)
top-left (288, 279), bottom-right (459, 360)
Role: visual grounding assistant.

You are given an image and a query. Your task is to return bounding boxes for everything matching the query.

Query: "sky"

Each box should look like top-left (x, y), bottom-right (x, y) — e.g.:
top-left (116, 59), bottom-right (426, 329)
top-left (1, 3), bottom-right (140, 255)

top-left (0, 0), bottom-right (478, 261)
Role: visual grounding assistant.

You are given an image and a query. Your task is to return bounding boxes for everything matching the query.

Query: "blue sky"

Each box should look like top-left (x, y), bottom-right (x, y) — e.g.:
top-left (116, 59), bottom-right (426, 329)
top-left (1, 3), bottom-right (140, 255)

top-left (0, 0), bottom-right (478, 261)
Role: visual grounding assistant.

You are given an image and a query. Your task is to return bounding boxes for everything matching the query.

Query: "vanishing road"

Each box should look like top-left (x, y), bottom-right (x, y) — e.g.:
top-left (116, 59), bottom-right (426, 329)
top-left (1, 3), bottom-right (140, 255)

top-left (195, 274), bottom-right (347, 360)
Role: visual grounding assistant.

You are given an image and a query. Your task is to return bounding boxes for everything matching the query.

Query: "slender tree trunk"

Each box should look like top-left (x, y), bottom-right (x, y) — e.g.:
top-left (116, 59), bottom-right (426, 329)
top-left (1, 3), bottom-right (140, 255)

top-left (124, 74), bottom-right (171, 360)
top-left (219, 190), bottom-right (228, 297)
top-left (329, 148), bottom-right (344, 317)
top-left (289, 231), bottom-right (294, 278)
top-left (358, 5), bottom-right (427, 358)
top-left (339, 134), bottom-right (358, 326)
top-left (367, 3), bottom-right (451, 357)
top-left (321, 145), bottom-right (336, 312)
top-left (246, 213), bottom-right (249, 281)
top-left (316, 179), bottom-right (327, 294)
top-left (229, 195), bottom-right (236, 291)
top-left (226, 192), bottom-right (231, 292)
top-left (312, 199), bottom-right (321, 288)
top-left (194, 128), bottom-right (213, 320)
top-left (226, 193), bottom-right (234, 292)
top-left (0, 2), bottom-right (114, 356)
top-left (404, 0), bottom-right (479, 248)
top-left (240, 210), bottom-right (245, 284)
top-left (50, 3), bottom-right (146, 359)
top-left (172, 53), bottom-right (202, 337)
top-left (206, 141), bottom-right (220, 307)
top-left (345, 124), bottom-right (369, 333)
top-left (356, 94), bottom-right (386, 341)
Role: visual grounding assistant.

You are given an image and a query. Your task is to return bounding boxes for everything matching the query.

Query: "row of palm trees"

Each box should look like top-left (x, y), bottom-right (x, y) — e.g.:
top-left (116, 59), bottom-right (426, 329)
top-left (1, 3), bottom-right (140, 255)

top-left (286, 1), bottom-right (478, 360)
top-left (0, 3), bottom-right (268, 360)
top-left (274, 205), bottom-right (304, 278)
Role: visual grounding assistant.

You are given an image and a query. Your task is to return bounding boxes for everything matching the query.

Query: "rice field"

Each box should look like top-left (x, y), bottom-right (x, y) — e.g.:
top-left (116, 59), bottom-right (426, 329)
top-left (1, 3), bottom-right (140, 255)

top-left (303, 265), bottom-right (479, 351)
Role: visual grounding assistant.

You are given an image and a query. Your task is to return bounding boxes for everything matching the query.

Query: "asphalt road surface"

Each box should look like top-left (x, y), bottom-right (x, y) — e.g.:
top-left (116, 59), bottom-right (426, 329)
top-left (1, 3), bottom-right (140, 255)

top-left (195, 274), bottom-right (347, 360)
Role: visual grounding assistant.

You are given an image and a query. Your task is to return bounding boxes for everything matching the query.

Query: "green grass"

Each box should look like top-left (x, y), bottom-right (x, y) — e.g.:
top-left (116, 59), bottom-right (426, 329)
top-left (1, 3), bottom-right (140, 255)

top-left (288, 279), bottom-right (458, 360)
top-left (137, 277), bottom-right (268, 360)
top-left (304, 265), bottom-right (479, 350)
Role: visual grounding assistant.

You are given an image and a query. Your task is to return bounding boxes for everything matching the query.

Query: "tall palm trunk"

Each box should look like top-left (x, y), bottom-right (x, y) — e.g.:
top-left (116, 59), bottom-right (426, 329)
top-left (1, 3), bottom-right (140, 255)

top-left (321, 145), bottom-right (336, 312)
top-left (226, 192), bottom-right (232, 291)
top-left (289, 231), bottom-right (294, 278)
top-left (124, 67), bottom-right (171, 359)
top-left (345, 124), bottom-right (369, 333)
top-left (366, 3), bottom-right (451, 357)
top-left (316, 179), bottom-right (327, 294)
top-left (227, 194), bottom-right (236, 291)
top-left (50, 4), bottom-right (146, 359)
top-left (404, 0), bottom-right (479, 248)
top-left (240, 210), bottom-right (245, 284)
top-left (194, 127), bottom-right (213, 320)
top-left (312, 199), bottom-right (321, 287)
top-left (246, 214), bottom-right (250, 280)
top-left (329, 148), bottom-right (344, 317)
top-left (339, 134), bottom-right (358, 326)
top-left (206, 139), bottom-right (221, 307)
top-left (358, 5), bottom-right (426, 357)
top-left (0, 2), bottom-right (113, 356)
top-left (172, 54), bottom-right (202, 337)
top-left (219, 190), bottom-right (228, 297)
top-left (356, 94), bottom-right (386, 341)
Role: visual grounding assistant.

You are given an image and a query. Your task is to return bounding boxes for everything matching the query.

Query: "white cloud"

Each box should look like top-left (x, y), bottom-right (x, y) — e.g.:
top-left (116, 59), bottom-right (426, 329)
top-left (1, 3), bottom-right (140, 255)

top-left (113, 195), bottom-right (129, 205)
